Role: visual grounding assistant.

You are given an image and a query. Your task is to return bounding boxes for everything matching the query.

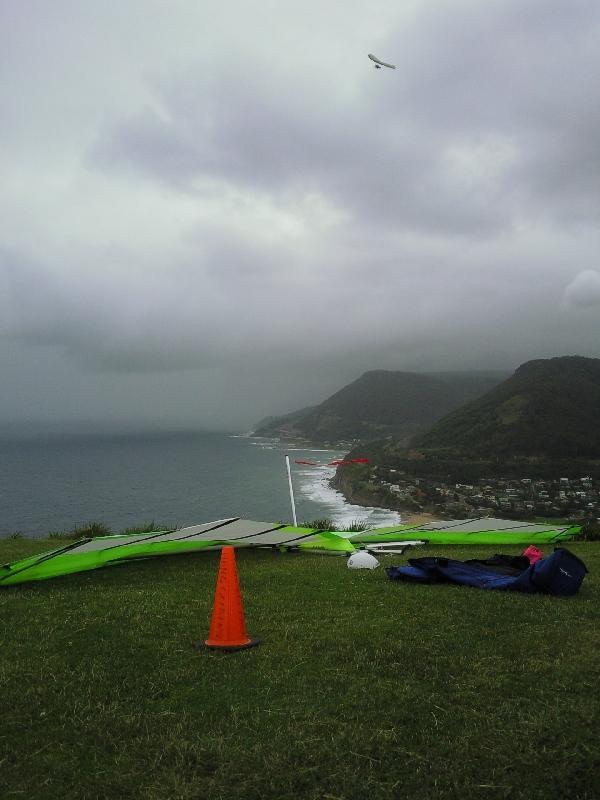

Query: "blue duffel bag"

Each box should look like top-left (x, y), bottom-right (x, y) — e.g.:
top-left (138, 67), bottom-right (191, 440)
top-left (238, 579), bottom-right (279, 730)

top-left (510, 547), bottom-right (588, 596)
top-left (386, 548), bottom-right (588, 596)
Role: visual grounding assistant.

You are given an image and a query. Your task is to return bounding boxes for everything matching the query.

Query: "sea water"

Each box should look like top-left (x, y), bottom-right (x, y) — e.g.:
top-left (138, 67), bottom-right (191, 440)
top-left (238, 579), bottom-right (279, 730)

top-left (0, 431), bottom-right (400, 537)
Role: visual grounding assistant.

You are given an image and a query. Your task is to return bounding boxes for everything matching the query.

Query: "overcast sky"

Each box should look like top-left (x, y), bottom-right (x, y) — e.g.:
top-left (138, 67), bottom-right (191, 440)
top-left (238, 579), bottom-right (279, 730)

top-left (1, 0), bottom-right (599, 432)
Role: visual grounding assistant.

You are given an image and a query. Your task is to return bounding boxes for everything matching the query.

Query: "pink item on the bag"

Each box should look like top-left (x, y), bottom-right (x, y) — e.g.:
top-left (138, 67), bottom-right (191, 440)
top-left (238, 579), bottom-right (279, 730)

top-left (522, 545), bottom-right (544, 564)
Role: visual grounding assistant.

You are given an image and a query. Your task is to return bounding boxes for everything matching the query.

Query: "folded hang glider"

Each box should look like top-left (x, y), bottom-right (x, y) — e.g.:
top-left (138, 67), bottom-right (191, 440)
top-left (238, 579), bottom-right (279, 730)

top-left (350, 517), bottom-right (581, 547)
top-left (0, 519), bottom-right (355, 587)
top-left (1, 516), bottom-right (580, 586)
top-left (368, 53), bottom-right (396, 70)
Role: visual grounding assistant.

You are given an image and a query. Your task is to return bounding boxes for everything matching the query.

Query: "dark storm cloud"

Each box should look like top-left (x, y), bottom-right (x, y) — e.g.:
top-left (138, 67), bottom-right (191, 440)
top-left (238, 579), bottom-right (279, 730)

top-left (2, 0), bottom-right (600, 428)
top-left (92, 0), bottom-right (600, 235)
top-left (91, 62), bottom-right (505, 236)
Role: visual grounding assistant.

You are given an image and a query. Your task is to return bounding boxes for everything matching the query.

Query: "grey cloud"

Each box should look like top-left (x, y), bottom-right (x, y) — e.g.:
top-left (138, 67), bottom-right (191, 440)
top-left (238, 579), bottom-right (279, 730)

top-left (563, 270), bottom-right (600, 308)
top-left (386, 0), bottom-right (600, 222)
top-left (91, 0), bottom-right (600, 236)
top-left (0, 248), bottom-right (222, 372)
top-left (3, 0), bottom-right (600, 430)
top-left (92, 72), bottom-right (508, 236)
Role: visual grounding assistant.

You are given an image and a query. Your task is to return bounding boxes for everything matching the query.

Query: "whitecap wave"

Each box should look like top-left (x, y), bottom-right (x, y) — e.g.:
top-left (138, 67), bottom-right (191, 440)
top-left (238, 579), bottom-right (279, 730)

top-left (250, 438), bottom-right (280, 448)
top-left (249, 439), bottom-right (402, 529)
top-left (294, 464), bottom-right (402, 529)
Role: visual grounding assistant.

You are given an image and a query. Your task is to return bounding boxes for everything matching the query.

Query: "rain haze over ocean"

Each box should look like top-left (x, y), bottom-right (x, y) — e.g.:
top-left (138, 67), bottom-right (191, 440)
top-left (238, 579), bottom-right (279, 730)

top-left (1, 0), bottom-right (600, 436)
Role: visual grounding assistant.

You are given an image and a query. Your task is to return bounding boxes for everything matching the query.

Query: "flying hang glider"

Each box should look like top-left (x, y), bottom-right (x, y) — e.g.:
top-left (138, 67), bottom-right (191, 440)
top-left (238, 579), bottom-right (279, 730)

top-left (368, 53), bottom-right (396, 70)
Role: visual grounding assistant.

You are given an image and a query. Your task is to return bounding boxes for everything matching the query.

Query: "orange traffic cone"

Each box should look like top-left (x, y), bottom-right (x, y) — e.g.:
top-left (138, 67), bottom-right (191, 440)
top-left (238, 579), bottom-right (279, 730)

top-left (200, 546), bottom-right (261, 652)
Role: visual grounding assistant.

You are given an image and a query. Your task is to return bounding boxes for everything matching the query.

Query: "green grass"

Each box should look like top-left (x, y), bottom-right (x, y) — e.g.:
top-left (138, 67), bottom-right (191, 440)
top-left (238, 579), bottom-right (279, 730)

top-left (1, 539), bottom-right (599, 800)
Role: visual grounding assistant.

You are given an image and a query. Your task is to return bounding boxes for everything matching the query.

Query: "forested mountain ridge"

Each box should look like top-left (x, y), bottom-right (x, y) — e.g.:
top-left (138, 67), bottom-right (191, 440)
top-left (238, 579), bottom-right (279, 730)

top-left (332, 357), bottom-right (600, 513)
top-left (414, 356), bottom-right (600, 459)
top-left (253, 369), bottom-right (507, 443)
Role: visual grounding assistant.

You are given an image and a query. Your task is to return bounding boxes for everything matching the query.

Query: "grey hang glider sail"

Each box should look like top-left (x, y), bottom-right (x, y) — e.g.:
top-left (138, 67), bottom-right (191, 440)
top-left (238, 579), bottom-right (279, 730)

top-left (0, 518), bottom-right (355, 586)
top-left (350, 517), bottom-right (581, 546)
top-left (368, 53), bottom-right (396, 69)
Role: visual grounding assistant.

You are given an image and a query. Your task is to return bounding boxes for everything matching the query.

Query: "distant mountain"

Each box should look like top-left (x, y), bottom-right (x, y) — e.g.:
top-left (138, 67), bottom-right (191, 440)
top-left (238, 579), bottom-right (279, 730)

top-left (252, 406), bottom-right (317, 436)
top-left (414, 356), bottom-right (600, 458)
top-left (253, 369), bottom-right (507, 443)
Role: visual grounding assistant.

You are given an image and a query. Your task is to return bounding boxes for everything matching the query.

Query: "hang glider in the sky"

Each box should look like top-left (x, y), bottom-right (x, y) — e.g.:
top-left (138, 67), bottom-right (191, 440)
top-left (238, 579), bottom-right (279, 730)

top-left (368, 53), bottom-right (396, 70)
top-left (0, 517), bottom-right (580, 586)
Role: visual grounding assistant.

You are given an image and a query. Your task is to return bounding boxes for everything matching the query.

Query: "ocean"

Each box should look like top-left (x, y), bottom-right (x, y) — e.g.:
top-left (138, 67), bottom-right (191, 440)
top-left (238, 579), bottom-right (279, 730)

top-left (0, 431), bottom-right (401, 538)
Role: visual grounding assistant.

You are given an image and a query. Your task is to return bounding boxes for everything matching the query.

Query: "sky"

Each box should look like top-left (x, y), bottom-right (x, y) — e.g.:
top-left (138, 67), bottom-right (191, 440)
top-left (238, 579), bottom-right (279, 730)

top-left (1, 0), bottom-right (600, 432)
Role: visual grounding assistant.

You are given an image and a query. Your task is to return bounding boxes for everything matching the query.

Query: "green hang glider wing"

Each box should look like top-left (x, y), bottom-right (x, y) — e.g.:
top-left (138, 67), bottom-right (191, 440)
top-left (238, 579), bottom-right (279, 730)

top-left (350, 517), bottom-right (582, 546)
top-left (2, 516), bottom-right (582, 587)
top-left (0, 518), bottom-right (355, 587)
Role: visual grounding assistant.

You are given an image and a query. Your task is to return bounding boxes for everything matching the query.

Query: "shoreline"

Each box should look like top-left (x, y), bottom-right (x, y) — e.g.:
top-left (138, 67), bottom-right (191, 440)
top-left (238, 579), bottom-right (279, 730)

top-left (267, 435), bottom-right (441, 526)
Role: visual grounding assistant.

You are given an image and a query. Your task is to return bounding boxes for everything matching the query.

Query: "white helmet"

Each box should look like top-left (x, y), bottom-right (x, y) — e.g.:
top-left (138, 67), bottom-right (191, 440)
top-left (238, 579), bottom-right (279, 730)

top-left (347, 551), bottom-right (380, 570)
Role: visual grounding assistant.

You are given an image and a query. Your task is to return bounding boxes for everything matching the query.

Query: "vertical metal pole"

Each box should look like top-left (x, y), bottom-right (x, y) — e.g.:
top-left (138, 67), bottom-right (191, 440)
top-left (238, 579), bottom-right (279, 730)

top-left (285, 454), bottom-right (298, 527)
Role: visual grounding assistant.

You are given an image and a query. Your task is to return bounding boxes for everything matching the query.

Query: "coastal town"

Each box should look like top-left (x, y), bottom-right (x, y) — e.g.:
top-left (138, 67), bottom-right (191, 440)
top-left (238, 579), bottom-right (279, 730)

top-left (372, 467), bottom-right (600, 522)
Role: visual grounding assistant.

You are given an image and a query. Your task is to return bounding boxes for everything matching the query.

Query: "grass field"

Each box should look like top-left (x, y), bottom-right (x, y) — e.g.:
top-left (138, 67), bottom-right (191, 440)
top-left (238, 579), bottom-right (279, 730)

top-left (1, 538), bottom-right (599, 800)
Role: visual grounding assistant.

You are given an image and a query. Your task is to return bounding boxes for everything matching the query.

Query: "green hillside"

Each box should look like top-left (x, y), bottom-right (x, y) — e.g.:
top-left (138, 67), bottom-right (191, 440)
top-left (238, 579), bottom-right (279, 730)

top-left (415, 356), bottom-right (600, 459)
top-left (254, 369), bottom-right (505, 443)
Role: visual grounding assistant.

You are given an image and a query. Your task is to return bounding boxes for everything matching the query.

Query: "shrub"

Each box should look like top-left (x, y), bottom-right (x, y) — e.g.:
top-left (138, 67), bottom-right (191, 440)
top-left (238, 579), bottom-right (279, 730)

top-left (300, 518), bottom-right (369, 532)
top-left (71, 521), bottom-right (113, 539)
top-left (48, 530), bottom-right (75, 540)
top-left (120, 521), bottom-right (175, 535)
top-left (301, 518), bottom-right (335, 530)
top-left (341, 519), bottom-right (369, 532)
